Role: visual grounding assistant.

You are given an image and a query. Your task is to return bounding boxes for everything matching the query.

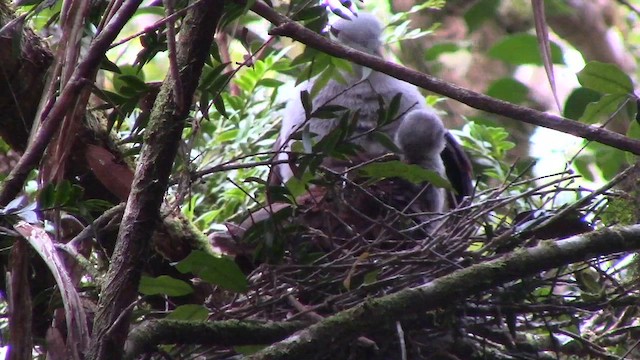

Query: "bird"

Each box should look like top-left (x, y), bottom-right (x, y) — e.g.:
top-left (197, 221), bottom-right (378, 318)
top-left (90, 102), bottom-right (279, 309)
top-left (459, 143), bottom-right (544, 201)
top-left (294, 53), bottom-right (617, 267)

top-left (271, 12), bottom-right (472, 213)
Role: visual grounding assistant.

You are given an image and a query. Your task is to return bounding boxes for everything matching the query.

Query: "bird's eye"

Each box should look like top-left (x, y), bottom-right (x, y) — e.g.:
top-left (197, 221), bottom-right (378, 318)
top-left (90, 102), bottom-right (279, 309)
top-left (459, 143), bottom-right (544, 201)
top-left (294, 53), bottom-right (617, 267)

top-left (330, 26), bottom-right (341, 37)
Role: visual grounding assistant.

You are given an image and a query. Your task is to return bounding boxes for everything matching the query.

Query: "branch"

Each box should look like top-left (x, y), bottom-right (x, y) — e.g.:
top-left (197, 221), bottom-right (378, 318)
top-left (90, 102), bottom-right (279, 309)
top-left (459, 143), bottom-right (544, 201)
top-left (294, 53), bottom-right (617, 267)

top-left (246, 224), bottom-right (640, 360)
top-left (0, 0), bottom-right (145, 206)
top-left (250, 1), bottom-right (640, 155)
top-left (86, 1), bottom-right (223, 359)
top-left (124, 319), bottom-right (307, 359)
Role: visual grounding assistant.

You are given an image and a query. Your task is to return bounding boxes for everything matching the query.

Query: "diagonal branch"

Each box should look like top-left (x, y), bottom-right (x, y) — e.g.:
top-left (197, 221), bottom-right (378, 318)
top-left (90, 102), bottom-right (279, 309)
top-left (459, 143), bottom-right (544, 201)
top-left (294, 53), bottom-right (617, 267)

top-left (250, 1), bottom-right (640, 156)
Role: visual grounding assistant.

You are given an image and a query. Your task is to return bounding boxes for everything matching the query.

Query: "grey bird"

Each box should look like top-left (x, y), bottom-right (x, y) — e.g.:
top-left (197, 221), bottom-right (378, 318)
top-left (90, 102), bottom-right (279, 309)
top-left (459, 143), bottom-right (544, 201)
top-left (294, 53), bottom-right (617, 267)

top-left (272, 12), bottom-right (472, 212)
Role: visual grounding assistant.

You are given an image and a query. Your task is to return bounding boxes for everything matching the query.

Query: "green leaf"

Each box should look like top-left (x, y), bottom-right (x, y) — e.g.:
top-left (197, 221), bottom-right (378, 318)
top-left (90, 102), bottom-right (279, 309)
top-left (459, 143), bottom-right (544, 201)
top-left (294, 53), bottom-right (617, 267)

top-left (370, 132), bottom-right (399, 153)
top-left (385, 93), bottom-right (403, 124)
top-left (358, 161), bottom-right (452, 188)
top-left (213, 95), bottom-right (228, 119)
top-left (234, 345), bottom-right (267, 355)
top-left (135, 6), bottom-right (165, 17)
top-left (38, 181), bottom-right (84, 210)
top-left (464, 0), bottom-right (500, 32)
top-left (488, 33), bottom-right (564, 65)
top-left (256, 78), bottom-right (284, 88)
top-left (167, 304), bottom-right (209, 321)
top-left (200, 62), bottom-right (230, 90)
top-left (563, 87), bottom-right (601, 120)
top-left (590, 142), bottom-right (625, 179)
top-left (311, 105), bottom-right (347, 119)
top-left (139, 275), bottom-right (193, 297)
top-left (175, 250), bottom-right (248, 293)
top-left (577, 62), bottom-right (634, 95)
top-left (310, 67), bottom-right (335, 98)
top-left (300, 90), bottom-right (312, 120)
top-left (580, 94), bottom-right (627, 124)
top-left (486, 78), bottom-right (529, 104)
top-left (215, 129), bottom-right (238, 143)
top-left (100, 56), bottom-right (121, 73)
top-left (424, 42), bottom-right (461, 61)
top-left (291, 5), bottom-right (326, 21)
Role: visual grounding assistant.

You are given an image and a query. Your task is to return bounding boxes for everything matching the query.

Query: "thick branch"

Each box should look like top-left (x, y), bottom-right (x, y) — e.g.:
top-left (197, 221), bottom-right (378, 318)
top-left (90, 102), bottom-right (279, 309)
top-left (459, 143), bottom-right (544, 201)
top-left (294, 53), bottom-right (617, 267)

top-left (124, 319), bottom-right (307, 359)
top-left (86, 1), bottom-right (223, 359)
top-left (247, 224), bottom-right (640, 359)
top-left (250, 1), bottom-right (640, 155)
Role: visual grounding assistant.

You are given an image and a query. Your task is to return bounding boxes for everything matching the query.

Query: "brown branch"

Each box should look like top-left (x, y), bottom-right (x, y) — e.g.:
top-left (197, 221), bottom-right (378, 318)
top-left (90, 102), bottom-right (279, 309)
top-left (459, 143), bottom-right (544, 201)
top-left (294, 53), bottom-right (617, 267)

top-left (0, 0), bottom-right (146, 206)
top-left (85, 1), bottom-right (223, 359)
top-left (8, 239), bottom-right (32, 360)
top-left (247, 224), bottom-right (640, 359)
top-left (250, 1), bottom-right (640, 156)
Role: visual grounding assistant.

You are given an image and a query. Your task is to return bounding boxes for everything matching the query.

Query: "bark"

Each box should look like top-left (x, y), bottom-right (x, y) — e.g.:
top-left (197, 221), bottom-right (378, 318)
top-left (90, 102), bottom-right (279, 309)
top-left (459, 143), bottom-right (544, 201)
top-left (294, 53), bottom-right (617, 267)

top-left (8, 239), bottom-right (32, 360)
top-left (0, 1), bottom-right (52, 152)
top-left (86, 1), bottom-right (224, 359)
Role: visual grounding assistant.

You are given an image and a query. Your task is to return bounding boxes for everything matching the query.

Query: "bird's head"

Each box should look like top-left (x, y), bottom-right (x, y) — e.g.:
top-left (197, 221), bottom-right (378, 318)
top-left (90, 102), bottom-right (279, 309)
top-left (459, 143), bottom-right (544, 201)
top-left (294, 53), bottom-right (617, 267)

top-left (395, 109), bottom-right (446, 162)
top-left (330, 12), bottom-right (383, 56)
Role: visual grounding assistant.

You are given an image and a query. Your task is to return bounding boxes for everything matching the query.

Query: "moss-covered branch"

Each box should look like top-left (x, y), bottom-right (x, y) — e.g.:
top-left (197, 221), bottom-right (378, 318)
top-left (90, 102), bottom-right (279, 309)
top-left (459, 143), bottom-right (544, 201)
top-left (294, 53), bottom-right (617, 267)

top-left (246, 225), bottom-right (640, 359)
top-left (124, 319), bottom-right (307, 359)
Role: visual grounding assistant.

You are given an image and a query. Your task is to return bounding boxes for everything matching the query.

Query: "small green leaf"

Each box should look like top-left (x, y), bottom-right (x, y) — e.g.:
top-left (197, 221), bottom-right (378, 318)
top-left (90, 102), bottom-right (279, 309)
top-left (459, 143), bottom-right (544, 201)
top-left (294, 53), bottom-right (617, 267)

top-left (577, 61), bottom-right (634, 95)
top-left (563, 87), bottom-right (601, 120)
top-left (363, 269), bottom-right (380, 285)
top-left (580, 94), bottom-right (627, 124)
top-left (167, 304), bottom-right (209, 321)
top-left (215, 129), bottom-right (238, 143)
top-left (213, 95), bottom-right (228, 119)
top-left (234, 345), bottom-right (267, 355)
top-left (370, 132), bottom-right (399, 152)
top-left (310, 67), bottom-right (335, 98)
top-left (311, 105), bottom-right (347, 119)
top-left (359, 161), bottom-right (452, 188)
top-left (300, 90), bottom-right (312, 120)
top-left (100, 56), bottom-right (121, 73)
top-left (175, 250), bottom-right (248, 293)
top-left (256, 78), bottom-right (284, 88)
top-left (488, 33), bottom-right (564, 65)
top-left (385, 93), bottom-right (403, 124)
top-left (139, 275), bottom-right (193, 297)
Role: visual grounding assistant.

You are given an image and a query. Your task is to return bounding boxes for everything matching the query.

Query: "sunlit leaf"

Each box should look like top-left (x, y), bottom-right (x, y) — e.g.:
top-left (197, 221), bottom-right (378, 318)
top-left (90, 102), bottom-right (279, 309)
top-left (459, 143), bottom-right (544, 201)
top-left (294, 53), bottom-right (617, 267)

top-left (577, 62), bottom-right (634, 95)
top-left (488, 33), bottom-right (564, 65)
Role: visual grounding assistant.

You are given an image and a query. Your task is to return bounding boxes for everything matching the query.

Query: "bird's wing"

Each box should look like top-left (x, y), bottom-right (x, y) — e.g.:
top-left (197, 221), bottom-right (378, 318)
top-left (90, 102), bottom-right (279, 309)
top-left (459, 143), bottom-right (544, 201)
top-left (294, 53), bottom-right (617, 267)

top-left (441, 131), bottom-right (474, 206)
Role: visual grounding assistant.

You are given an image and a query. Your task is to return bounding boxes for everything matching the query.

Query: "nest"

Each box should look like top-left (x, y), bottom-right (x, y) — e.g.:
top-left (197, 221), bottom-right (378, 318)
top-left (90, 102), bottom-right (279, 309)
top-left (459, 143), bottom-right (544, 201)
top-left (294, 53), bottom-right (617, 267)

top-left (185, 168), bottom-right (638, 360)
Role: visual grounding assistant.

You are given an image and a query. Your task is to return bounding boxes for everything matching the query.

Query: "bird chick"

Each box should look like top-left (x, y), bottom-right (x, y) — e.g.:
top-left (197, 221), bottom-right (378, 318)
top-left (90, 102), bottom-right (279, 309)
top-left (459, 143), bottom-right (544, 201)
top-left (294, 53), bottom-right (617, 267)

top-left (395, 109), bottom-right (446, 171)
top-left (394, 109), bottom-right (447, 214)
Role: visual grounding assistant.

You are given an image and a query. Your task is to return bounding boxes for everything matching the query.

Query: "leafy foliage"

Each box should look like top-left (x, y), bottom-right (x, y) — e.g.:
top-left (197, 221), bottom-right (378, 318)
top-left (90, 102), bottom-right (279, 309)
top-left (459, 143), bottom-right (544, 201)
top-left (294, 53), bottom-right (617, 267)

top-left (2, 0), bottom-right (640, 359)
